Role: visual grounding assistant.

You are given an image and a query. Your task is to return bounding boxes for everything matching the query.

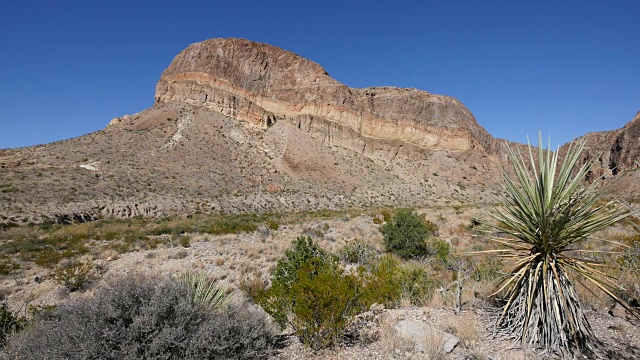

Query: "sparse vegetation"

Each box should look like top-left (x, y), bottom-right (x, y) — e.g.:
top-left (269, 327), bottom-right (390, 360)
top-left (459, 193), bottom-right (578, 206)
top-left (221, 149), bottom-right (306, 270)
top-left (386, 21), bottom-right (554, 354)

top-left (51, 261), bottom-right (98, 292)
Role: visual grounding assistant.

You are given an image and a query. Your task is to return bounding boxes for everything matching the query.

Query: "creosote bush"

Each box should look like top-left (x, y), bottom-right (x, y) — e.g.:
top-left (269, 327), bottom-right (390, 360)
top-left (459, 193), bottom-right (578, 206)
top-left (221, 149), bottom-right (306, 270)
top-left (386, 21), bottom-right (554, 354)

top-left (7, 274), bottom-right (278, 359)
top-left (52, 261), bottom-right (98, 292)
top-left (257, 237), bottom-right (364, 349)
top-left (257, 237), bottom-right (442, 349)
top-left (380, 208), bottom-right (441, 259)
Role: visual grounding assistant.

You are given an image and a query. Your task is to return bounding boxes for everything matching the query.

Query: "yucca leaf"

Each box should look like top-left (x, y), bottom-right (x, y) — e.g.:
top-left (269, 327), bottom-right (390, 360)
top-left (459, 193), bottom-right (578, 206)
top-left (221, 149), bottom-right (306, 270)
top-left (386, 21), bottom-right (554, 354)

top-left (475, 131), bottom-right (635, 356)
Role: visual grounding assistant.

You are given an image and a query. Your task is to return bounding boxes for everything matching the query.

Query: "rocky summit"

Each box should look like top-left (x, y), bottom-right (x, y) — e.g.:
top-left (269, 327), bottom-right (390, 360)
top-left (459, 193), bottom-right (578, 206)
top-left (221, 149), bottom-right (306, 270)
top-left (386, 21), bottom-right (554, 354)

top-left (154, 38), bottom-right (500, 157)
top-left (1, 38), bottom-right (638, 224)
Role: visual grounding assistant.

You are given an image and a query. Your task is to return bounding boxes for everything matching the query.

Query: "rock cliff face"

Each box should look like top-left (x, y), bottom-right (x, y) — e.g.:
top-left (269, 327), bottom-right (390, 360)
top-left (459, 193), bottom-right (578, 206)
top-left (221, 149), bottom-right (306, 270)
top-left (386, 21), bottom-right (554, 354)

top-left (574, 111), bottom-right (640, 179)
top-left (155, 38), bottom-right (500, 160)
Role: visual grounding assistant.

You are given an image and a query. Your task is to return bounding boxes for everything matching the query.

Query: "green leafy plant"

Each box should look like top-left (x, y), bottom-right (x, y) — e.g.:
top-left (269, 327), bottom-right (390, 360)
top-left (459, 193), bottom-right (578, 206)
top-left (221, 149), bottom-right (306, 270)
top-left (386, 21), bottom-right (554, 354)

top-left (477, 133), bottom-right (636, 356)
top-left (380, 208), bottom-right (439, 259)
top-left (178, 272), bottom-right (233, 313)
top-left (0, 303), bottom-right (26, 347)
top-left (52, 262), bottom-right (97, 292)
top-left (257, 237), bottom-right (368, 349)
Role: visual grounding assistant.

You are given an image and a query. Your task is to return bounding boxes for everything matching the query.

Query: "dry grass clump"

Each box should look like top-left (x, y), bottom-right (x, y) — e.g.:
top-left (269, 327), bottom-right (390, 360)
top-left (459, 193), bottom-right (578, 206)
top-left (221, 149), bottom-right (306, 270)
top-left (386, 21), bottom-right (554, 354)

top-left (442, 312), bottom-right (478, 349)
top-left (379, 314), bottom-right (446, 360)
top-left (421, 329), bottom-right (447, 360)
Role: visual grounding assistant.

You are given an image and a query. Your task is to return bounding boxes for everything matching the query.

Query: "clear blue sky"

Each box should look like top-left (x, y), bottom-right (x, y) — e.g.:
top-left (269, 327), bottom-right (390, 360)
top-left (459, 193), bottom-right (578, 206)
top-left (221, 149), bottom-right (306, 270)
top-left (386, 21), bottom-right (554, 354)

top-left (1, 0), bottom-right (639, 149)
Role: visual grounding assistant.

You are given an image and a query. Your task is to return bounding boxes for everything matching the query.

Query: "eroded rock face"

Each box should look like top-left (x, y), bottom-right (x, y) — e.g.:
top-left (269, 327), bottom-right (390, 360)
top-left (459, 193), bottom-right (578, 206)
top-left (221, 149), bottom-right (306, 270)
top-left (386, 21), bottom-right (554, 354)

top-left (155, 38), bottom-right (500, 157)
top-left (573, 111), bottom-right (640, 178)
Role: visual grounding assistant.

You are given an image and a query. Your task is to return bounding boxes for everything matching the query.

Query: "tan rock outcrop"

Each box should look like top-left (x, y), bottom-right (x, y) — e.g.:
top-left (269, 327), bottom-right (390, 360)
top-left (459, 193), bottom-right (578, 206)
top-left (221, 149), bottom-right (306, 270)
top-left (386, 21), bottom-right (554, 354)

top-left (155, 38), bottom-right (500, 158)
top-left (570, 110), bottom-right (640, 178)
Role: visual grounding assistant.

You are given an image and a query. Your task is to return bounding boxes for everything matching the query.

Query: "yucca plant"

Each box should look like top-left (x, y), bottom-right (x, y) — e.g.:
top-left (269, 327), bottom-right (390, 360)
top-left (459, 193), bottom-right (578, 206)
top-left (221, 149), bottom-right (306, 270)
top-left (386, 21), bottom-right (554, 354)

top-left (179, 272), bottom-right (233, 312)
top-left (477, 133), bottom-right (638, 356)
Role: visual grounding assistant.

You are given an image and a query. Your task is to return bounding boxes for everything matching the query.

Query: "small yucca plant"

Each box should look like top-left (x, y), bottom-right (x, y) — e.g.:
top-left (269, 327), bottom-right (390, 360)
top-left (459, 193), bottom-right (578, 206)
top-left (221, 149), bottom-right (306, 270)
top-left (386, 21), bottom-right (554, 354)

top-left (179, 272), bottom-right (233, 312)
top-left (478, 133), bottom-right (638, 356)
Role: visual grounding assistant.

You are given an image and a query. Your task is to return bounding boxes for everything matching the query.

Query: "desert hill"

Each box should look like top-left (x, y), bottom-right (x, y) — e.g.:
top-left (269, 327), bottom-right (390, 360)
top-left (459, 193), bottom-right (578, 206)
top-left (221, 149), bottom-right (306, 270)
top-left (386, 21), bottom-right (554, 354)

top-left (0, 38), bottom-right (638, 224)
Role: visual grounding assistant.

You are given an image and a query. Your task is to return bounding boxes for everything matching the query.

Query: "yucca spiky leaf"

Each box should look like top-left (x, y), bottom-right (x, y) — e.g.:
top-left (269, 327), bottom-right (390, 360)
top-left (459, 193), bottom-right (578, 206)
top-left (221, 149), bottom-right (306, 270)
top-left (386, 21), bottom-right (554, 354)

top-left (477, 133), bottom-right (636, 356)
top-left (179, 272), bottom-right (233, 312)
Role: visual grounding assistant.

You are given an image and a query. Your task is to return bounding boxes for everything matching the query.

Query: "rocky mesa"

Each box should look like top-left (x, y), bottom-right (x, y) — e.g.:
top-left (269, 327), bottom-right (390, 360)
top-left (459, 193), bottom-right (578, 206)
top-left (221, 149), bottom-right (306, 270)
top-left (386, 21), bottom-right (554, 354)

top-left (154, 38), bottom-right (501, 161)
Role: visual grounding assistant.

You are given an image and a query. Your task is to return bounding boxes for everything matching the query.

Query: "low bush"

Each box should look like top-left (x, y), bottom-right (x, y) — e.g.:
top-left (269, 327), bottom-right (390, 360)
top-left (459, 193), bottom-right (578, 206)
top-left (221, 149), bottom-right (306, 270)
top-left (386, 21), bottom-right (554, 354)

top-left (0, 303), bottom-right (25, 347)
top-left (257, 237), bottom-right (369, 349)
top-left (0, 254), bottom-right (19, 276)
top-left (339, 239), bottom-right (374, 265)
top-left (51, 261), bottom-right (98, 292)
top-left (7, 274), bottom-right (278, 359)
top-left (380, 208), bottom-right (440, 260)
top-left (362, 255), bottom-right (441, 307)
top-left (179, 235), bottom-right (191, 248)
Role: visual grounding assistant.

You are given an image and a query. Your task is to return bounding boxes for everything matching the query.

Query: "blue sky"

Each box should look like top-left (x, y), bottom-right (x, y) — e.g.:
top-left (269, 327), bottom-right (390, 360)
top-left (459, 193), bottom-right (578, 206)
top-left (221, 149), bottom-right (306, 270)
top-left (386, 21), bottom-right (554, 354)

top-left (1, 0), bottom-right (639, 149)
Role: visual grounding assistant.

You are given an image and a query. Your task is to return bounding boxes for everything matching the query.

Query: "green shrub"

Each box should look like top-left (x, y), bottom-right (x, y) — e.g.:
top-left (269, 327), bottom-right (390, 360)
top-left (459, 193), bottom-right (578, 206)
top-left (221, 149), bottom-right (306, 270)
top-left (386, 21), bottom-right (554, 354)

top-left (381, 210), bottom-right (392, 223)
top-left (179, 235), bottom-right (191, 248)
top-left (6, 274), bottom-right (278, 359)
top-left (361, 255), bottom-right (441, 307)
top-left (257, 237), bottom-right (368, 349)
top-left (51, 262), bottom-right (98, 292)
top-left (339, 239), bottom-right (374, 265)
top-left (380, 209), bottom-right (438, 259)
top-left (1, 303), bottom-right (26, 347)
top-left (271, 236), bottom-right (335, 288)
top-left (360, 255), bottom-right (402, 307)
top-left (396, 262), bottom-right (442, 305)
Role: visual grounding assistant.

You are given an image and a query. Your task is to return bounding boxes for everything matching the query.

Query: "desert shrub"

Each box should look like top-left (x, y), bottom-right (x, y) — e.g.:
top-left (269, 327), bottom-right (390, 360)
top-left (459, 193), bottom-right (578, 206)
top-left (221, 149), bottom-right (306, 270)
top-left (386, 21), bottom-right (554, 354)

top-left (432, 238), bottom-right (451, 264)
top-left (0, 235), bottom-right (90, 268)
top-left (270, 236), bottom-right (335, 288)
top-left (361, 255), bottom-right (441, 307)
top-left (179, 235), bottom-right (191, 248)
top-left (266, 220), bottom-right (279, 231)
top-left (397, 262), bottom-right (442, 304)
top-left (360, 255), bottom-right (402, 307)
top-left (7, 274), bottom-right (278, 359)
top-left (0, 303), bottom-right (26, 347)
top-left (380, 208), bottom-right (439, 259)
top-left (381, 210), bottom-right (392, 223)
top-left (52, 261), bottom-right (98, 292)
top-left (468, 256), bottom-right (504, 282)
top-left (340, 239), bottom-right (374, 265)
top-left (0, 255), bottom-right (19, 276)
top-left (257, 237), bottom-right (369, 349)
top-left (618, 234), bottom-right (640, 274)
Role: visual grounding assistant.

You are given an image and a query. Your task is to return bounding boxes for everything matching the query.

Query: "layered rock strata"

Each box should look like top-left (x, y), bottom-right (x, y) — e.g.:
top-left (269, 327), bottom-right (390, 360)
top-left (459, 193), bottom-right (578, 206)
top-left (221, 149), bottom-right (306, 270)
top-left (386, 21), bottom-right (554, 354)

top-left (155, 38), bottom-right (500, 160)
